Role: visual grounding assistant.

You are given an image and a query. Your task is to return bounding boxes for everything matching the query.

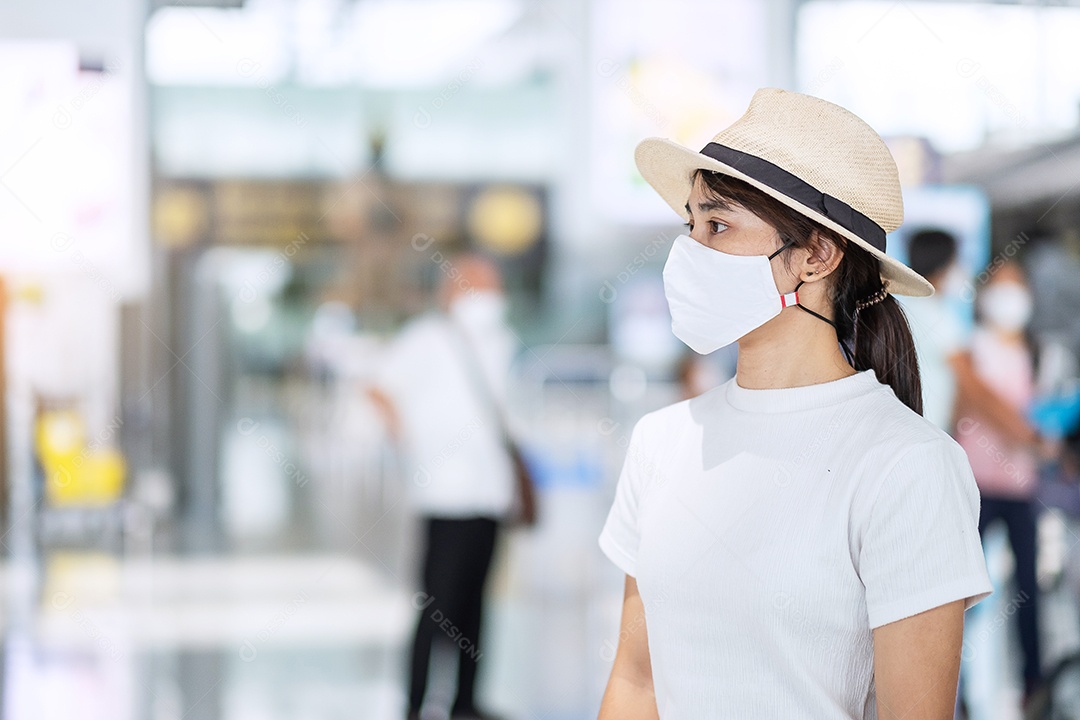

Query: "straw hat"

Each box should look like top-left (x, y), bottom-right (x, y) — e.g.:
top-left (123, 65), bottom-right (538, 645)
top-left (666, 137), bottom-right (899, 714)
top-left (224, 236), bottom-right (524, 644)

top-left (635, 87), bottom-right (933, 297)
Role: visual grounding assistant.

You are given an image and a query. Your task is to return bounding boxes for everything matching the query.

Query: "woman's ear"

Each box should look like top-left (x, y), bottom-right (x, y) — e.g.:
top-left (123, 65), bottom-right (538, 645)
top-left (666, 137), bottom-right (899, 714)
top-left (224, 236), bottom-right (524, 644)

top-left (801, 231), bottom-right (843, 283)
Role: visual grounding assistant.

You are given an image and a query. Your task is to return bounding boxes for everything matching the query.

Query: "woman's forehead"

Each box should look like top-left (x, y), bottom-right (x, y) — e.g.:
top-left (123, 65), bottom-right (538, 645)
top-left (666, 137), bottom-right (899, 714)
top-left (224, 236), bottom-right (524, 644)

top-left (686, 174), bottom-right (751, 217)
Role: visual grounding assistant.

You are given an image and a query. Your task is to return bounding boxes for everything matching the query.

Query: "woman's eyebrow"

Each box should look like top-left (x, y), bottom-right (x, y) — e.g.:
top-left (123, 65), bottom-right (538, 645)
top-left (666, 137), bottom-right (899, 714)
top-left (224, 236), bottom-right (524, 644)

top-left (685, 199), bottom-right (733, 215)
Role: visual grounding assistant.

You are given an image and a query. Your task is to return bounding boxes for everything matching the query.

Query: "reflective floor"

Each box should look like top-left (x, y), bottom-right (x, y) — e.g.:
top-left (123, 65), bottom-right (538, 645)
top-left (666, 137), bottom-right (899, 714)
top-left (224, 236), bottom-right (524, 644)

top-left (3, 363), bottom-right (1077, 720)
top-left (1, 499), bottom-right (625, 720)
top-left (6, 506), bottom-right (1079, 720)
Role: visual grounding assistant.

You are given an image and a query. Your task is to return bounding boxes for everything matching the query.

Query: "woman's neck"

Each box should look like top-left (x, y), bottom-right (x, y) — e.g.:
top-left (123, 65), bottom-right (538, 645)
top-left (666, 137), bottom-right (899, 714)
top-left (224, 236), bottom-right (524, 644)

top-left (734, 311), bottom-right (857, 389)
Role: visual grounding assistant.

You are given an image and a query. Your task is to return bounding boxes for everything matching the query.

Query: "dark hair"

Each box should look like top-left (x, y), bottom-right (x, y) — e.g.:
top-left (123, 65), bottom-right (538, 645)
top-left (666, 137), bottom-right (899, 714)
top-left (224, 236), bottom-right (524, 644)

top-left (907, 229), bottom-right (957, 282)
top-left (693, 170), bottom-right (923, 416)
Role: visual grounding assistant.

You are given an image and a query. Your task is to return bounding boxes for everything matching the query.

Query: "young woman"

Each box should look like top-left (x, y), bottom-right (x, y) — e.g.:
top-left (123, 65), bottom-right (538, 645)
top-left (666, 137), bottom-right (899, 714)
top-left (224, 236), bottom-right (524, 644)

top-left (597, 88), bottom-right (994, 719)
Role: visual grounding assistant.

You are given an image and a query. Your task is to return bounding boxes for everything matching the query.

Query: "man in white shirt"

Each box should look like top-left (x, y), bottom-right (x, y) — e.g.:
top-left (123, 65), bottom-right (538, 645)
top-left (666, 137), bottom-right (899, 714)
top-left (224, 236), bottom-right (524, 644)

top-left (369, 254), bottom-right (518, 720)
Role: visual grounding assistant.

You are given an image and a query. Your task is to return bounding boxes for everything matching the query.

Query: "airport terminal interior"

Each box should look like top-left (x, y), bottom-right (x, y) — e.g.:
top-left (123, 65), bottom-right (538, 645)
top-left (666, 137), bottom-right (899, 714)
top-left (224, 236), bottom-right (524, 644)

top-left (4, 0), bottom-right (1080, 718)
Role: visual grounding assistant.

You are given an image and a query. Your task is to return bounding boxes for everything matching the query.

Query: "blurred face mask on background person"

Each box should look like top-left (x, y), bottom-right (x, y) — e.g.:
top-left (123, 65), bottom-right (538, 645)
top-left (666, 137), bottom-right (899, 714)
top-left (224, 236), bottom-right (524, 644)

top-left (449, 290), bottom-right (508, 329)
top-left (662, 233), bottom-right (798, 354)
top-left (978, 281), bottom-right (1033, 332)
top-left (938, 263), bottom-right (968, 297)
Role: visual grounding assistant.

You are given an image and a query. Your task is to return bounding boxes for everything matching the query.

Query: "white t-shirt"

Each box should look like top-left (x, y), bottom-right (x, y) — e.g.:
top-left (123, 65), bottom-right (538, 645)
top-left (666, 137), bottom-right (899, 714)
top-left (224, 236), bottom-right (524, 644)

top-left (897, 295), bottom-right (970, 432)
top-left (376, 311), bottom-right (515, 518)
top-left (598, 368), bottom-right (992, 719)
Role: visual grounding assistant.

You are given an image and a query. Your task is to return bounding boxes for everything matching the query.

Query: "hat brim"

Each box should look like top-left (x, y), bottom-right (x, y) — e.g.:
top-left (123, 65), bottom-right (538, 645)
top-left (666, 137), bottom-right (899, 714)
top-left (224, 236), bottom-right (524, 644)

top-left (634, 137), bottom-right (934, 297)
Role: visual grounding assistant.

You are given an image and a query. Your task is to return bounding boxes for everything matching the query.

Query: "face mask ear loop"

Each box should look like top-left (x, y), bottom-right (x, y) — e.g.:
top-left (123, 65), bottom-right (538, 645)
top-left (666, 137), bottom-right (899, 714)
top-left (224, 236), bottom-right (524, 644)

top-left (769, 238), bottom-right (838, 331)
top-left (790, 277), bottom-right (840, 330)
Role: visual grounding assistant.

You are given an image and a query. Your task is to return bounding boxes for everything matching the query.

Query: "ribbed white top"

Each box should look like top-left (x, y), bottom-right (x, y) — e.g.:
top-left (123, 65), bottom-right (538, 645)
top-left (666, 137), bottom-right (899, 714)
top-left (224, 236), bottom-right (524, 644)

top-left (599, 368), bottom-right (993, 719)
top-left (725, 367), bottom-right (885, 413)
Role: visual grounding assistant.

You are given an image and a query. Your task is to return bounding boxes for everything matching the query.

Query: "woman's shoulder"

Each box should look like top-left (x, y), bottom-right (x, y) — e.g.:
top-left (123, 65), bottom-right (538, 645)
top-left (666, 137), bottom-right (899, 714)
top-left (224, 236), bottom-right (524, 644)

top-left (623, 382), bottom-right (729, 447)
top-left (631, 396), bottom-right (697, 442)
top-left (855, 382), bottom-right (967, 468)
top-left (744, 370), bottom-right (952, 452)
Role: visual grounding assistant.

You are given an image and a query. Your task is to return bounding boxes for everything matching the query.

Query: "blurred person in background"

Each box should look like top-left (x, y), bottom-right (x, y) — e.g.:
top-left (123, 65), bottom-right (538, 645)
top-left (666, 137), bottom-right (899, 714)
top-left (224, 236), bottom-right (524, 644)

top-left (954, 260), bottom-right (1047, 705)
top-left (1063, 423), bottom-right (1080, 490)
top-left (368, 253), bottom-right (534, 720)
top-left (597, 89), bottom-right (992, 719)
top-left (897, 229), bottom-right (968, 432)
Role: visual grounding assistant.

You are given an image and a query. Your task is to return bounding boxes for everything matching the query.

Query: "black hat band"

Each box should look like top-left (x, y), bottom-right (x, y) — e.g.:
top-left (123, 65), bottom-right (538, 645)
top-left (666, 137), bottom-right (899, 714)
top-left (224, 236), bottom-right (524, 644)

top-left (699, 142), bottom-right (888, 253)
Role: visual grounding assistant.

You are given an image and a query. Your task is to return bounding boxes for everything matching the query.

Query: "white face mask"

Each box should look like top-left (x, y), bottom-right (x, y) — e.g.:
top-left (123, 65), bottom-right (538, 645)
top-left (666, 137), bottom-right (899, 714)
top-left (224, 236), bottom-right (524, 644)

top-left (449, 290), bottom-right (507, 329)
top-left (662, 233), bottom-right (812, 354)
top-left (978, 281), bottom-right (1033, 332)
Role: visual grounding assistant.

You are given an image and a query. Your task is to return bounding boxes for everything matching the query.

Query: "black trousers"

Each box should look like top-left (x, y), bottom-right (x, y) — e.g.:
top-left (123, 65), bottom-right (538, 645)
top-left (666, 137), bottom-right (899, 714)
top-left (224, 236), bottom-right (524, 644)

top-left (408, 515), bottom-right (499, 715)
top-left (978, 496), bottom-right (1043, 685)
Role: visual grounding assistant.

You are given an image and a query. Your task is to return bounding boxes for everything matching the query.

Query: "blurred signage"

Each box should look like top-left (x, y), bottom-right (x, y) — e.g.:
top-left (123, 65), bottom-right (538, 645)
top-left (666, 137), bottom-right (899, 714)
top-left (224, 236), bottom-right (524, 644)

top-left (154, 180), bottom-right (335, 248)
top-left (214, 181), bottom-right (325, 247)
top-left (0, 41), bottom-right (145, 300)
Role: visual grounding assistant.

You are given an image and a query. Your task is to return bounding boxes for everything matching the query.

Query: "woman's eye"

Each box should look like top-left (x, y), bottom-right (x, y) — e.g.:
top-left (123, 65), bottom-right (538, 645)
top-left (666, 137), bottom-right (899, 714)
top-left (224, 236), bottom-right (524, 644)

top-left (684, 220), bottom-right (726, 233)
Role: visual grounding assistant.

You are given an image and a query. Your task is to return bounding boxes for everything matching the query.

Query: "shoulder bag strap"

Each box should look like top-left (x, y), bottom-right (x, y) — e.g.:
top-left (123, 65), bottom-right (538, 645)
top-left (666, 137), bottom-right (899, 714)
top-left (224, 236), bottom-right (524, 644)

top-left (445, 317), bottom-right (537, 526)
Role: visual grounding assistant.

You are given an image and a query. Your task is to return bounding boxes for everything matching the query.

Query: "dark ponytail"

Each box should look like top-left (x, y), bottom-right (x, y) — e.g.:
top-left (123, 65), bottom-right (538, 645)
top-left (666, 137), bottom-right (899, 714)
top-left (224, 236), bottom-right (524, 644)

top-left (694, 170), bottom-right (924, 415)
top-left (829, 241), bottom-right (923, 415)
